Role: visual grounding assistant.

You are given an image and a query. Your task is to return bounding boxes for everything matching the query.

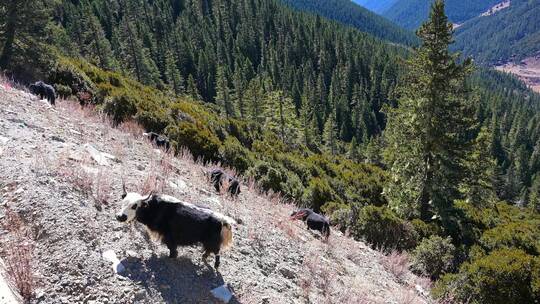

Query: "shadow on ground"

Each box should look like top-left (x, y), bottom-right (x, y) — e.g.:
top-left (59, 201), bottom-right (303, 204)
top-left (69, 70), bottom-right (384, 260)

top-left (120, 255), bottom-right (241, 304)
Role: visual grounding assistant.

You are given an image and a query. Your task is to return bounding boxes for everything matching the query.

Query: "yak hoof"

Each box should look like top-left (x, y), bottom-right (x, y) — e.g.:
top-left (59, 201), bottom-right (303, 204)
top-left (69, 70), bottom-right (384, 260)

top-left (202, 251), bottom-right (210, 264)
top-left (214, 255), bottom-right (221, 269)
top-left (169, 250), bottom-right (178, 258)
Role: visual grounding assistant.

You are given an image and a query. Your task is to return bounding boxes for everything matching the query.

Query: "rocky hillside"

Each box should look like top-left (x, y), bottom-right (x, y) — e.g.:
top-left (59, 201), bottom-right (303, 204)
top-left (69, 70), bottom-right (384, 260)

top-left (0, 80), bottom-right (433, 304)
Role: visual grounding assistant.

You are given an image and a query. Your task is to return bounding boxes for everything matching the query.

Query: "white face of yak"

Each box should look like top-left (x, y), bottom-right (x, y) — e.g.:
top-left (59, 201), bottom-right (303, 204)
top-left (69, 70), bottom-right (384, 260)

top-left (115, 193), bottom-right (147, 223)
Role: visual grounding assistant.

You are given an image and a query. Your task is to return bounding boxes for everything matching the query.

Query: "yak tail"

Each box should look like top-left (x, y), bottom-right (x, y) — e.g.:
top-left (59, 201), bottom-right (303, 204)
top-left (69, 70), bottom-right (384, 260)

top-left (220, 222), bottom-right (233, 251)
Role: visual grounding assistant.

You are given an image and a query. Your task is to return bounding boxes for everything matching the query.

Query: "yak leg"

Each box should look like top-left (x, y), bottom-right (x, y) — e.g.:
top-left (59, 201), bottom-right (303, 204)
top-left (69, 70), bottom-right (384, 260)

top-left (214, 254), bottom-right (221, 269)
top-left (202, 250), bottom-right (211, 265)
top-left (166, 242), bottom-right (178, 258)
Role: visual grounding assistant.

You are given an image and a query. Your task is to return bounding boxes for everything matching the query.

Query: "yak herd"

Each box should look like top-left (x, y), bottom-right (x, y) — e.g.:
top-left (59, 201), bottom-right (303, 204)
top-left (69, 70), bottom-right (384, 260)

top-left (115, 165), bottom-right (330, 269)
top-left (27, 80), bottom-right (331, 270)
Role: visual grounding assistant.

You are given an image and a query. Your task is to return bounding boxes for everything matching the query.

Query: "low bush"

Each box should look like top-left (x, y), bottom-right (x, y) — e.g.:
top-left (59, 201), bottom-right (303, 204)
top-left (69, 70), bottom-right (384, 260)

top-left (479, 222), bottom-right (540, 255)
top-left (351, 206), bottom-right (417, 252)
top-left (54, 84), bottom-right (72, 99)
top-left (410, 219), bottom-right (440, 242)
top-left (330, 207), bottom-right (352, 233)
top-left (103, 94), bottom-right (137, 125)
top-left (220, 137), bottom-right (254, 173)
top-left (302, 177), bottom-right (336, 212)
top-left (435, 248), bottom-right (540, 304)
top-left (410, 236), bottom-right (455, 279)
top-left (166, 122), bottom-right (221, 162)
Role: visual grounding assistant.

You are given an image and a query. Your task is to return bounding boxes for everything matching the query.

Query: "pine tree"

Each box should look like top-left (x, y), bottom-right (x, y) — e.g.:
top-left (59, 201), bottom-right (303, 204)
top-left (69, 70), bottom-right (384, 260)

top-left (348, 136), bottom-right (359, 160)
top-left (0, 0), bottom-right (51, 68)
top-left (528, 175), bottom-right (540, 213)
top-left (164, 51), bottom-right (184, 95)
top-left (186, 74), bottom-right (202, 100)
top-left (245, 76), bottom-right (266, 125)
top-left (263, 90), bottom-right (299, 146)
top-left (82, 4), bottom-right (116, 69)
top-left (462, 127), bottom-right (497, 207)
top-left (323, 112), bottom-right (338, 155)
top-left (215, 65), bottom-right (236, 118)
top-left (383, 0), bottom-right (474, 219)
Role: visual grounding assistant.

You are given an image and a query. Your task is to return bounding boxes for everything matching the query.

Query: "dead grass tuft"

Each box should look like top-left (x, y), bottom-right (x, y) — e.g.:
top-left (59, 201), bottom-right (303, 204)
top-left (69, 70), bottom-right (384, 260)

top-left (0, 208), bottom-right (35, 301)
top-left (56, 164), bottom-right (93, 196)
top-left (396, 289), bottom-right (423, 304)
top-left (382, 250), bottom-right (410, 282)
top-left (93, 168), bottom-right (113, 206)
top-left (117, 120), bottom-right (145, 138)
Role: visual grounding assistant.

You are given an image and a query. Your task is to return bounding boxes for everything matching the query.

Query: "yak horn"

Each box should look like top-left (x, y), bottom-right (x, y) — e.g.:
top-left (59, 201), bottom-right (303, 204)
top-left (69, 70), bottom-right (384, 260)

top-left (121, 179), bottom-right (127, 197)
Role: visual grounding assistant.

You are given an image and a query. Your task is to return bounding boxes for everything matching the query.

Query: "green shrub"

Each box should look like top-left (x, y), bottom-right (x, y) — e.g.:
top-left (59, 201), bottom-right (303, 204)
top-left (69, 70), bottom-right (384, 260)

top-left (135, 109), bottom-right (171, 134)
top-left (279, 171), bottom-right (305, 200)
top-left (435, 248), bottom-right (539, 304)
top-left (411, 236), bottom-right (455, 279)
top-left (411, 219), bottom-right (440, 242)
top-left (103, 95), bottom-right (137, 125)
top-left (245, 161), bottom-right (304, 199)
top-left (166, 122), bottom-right (221, 162)
top-left (246, 161), bottom-right (285, 193)
top-left (480, 222), bottom-right (540, 255)
top-left (302, 177), bottom-right (336, 211)
top-left (330, 207), bottom-right (352, 233)
top-left (220, 137), bottom-right (254, 173)
top-left (351, 206), bottom-right (417, 252)
top-left (54, 84), bottom-right (72, 99)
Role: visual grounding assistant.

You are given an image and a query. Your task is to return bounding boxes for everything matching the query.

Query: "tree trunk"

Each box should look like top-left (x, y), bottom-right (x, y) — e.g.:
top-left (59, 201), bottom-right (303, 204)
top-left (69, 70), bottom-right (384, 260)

top-left (0, 1), bottom-right (19, 69)
top-left (419, 154), bottom-right (433, 221)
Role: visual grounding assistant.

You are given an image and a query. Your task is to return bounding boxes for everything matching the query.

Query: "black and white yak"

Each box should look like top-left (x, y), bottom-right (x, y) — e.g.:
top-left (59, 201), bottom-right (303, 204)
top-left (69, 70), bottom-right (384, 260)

top-left (210, 169), bottom-right (241, 197)
top-left (29, 81), bottom-right (56, 105)
top-left (291, 208), bottom-right (330, 238)
top-left (143, 132), bottom-right (171, 151)
top-left (115, 191), bottom-right (235, 269)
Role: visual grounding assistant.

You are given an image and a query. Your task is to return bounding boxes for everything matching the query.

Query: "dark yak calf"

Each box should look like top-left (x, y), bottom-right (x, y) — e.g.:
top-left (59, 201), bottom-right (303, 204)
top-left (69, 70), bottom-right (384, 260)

top-left (210, 169), bottom-right (241, 197)
top-left (291, 208), bottom-right (330, 238)
top-left (143, 132), bottom-right (171, 151)
top-left (29, 81), bottom-right (56, 105)
top-left (116, 193), bottom-right (234, 269)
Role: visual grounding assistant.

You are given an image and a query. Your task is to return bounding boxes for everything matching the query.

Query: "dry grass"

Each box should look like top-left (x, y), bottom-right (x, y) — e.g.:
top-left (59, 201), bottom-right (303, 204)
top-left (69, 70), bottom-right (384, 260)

top-left (382, 250), bottom-right (410, 282)
top-left (0, 208), bottom-right (35, 301)
top-left (93, 167), bottom-right (113, 206)
top-left (397, 289), bottom-right (423, 304)
top-left (56, 163), bottom-right (93, 197)
top-left (117, 120), bottom-right (145, 139)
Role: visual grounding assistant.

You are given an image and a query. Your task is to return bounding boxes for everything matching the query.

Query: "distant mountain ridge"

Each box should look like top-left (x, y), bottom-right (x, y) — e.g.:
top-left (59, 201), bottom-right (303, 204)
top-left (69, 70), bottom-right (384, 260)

top-left (283, 0), bottom-right (417, 46)
top-left (382, 0), bottom-right (502, 30)
top-left (352, 0), bottom-right (398, 14)
top-left (453, 0), bottom-right (540, 65)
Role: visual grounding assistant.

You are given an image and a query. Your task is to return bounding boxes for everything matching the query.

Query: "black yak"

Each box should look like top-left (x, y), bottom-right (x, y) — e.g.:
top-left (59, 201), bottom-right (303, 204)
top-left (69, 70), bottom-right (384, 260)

top-left (29, 81), bottom-right (56, 105)
top-left (143, 132), bottom-right (171, 151)
top-left (291, 208), bottom-right (330, 238)
top-left (210, 169), bottom-right (241, 197)
top-left (115, 192), bottom-right (234, 269)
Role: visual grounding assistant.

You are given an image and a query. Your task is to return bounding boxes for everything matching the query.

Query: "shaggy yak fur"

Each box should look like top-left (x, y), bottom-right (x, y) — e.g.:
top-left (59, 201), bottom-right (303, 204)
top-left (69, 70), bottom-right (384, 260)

top-left (116, 193), bottom-right (234, 269)
top-left (291, 208), bottom-right (330, 238)
top-left (210, 169), bottom-right (241, 197)
top-left (143, 132), bottom-right (171, 151)
top-left (29, 81), bottom-right (56, 105)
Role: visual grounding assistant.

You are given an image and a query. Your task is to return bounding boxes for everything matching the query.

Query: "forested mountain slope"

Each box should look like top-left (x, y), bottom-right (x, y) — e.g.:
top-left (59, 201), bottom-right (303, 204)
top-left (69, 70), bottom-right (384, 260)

top-left (282, 0), bottom-right (417, 46)
top-left (2, 0), bottom-right (540, 302)
top-left (453, 0), bottom-right (540, 65)
top-left (383, 0), bottom-right (502, 30)
top-left (47, 0), bottom-right (540, 207)
top-left (352, 0), bottom-right (398, 14)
